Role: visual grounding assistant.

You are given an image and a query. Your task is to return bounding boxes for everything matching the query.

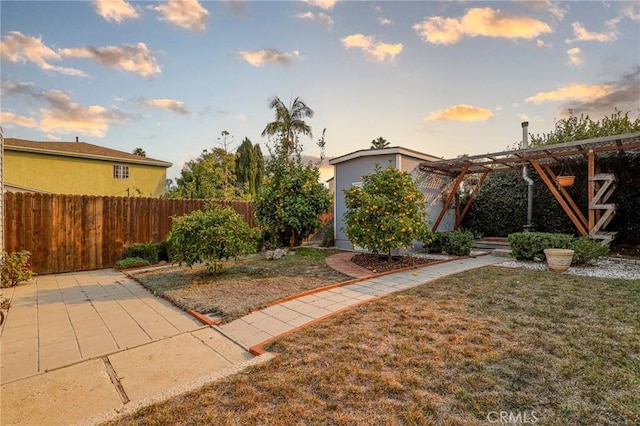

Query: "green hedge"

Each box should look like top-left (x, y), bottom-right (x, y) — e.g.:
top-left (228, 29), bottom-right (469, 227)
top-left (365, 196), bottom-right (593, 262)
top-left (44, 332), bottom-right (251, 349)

top-left (122, 241), bottom-right (175, 264)
top-left (508, 232), bottom-right (609, 265)
top-left (508, 232), bottom-right (574, 261)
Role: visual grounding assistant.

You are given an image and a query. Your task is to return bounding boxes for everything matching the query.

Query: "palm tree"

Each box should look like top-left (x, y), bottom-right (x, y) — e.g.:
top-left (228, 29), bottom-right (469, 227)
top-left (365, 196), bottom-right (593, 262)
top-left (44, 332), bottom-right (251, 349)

top-left (132, 147), bottom-right (146, 156)
top-left (261, 96), bottom-right (314, 151)
top-left (371, 137), bottom-right (389, 149)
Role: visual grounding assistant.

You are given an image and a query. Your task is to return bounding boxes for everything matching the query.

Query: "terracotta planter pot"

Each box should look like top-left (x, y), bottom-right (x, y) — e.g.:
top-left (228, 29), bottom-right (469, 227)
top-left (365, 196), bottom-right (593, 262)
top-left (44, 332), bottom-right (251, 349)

top-left (557, 175), bottom-right (575, 187)
top-left (544, 248), bottom-right (574, 273)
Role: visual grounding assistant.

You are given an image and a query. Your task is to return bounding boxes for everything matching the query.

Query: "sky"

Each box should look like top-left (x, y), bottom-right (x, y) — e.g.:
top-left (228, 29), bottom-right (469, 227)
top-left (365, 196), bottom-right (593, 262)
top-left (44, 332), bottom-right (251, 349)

top-left (1, 0), bottom-right (639, 183)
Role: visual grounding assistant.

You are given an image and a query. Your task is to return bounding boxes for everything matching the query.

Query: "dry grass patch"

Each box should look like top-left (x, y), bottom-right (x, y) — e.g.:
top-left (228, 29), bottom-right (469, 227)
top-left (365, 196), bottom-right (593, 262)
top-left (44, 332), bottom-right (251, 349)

top-left (133, 248), bottom-right (349, 322)
top-left (108, 266), bottom-right (640, 425)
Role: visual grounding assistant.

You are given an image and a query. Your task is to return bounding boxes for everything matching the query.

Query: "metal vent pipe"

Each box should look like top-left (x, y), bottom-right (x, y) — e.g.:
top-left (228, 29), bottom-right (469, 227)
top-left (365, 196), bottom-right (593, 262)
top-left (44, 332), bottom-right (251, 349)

top-left (521, 122), bottom-right (534, 231)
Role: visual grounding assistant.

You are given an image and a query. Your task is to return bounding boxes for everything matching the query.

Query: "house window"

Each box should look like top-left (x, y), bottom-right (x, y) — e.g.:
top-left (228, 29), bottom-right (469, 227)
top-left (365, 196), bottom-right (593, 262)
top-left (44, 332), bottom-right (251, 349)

top-left (113, 164), bottom-right (129, 180)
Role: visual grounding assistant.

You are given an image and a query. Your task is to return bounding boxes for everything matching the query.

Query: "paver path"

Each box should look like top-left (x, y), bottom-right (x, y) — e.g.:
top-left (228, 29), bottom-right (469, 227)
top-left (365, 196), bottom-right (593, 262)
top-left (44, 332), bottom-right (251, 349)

top-left (218, 254), bottom-right (504, 350)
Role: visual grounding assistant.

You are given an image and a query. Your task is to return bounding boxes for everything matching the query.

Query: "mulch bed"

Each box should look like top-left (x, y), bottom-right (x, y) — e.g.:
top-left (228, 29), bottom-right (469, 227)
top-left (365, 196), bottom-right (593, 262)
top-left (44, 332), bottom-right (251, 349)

top-left (351, 253), bottom-right (439, 273)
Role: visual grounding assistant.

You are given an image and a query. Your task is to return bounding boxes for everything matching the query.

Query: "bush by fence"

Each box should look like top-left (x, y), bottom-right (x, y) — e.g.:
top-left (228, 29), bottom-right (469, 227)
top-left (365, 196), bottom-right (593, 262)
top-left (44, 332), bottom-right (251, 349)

top-left (3, 192), bottom-right (254, 274)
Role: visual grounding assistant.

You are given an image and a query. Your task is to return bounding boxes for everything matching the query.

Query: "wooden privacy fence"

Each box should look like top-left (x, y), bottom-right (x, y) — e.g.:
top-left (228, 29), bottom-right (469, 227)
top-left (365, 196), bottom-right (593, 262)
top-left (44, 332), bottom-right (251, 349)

top-left (4, 192), bottom-right (254, 275)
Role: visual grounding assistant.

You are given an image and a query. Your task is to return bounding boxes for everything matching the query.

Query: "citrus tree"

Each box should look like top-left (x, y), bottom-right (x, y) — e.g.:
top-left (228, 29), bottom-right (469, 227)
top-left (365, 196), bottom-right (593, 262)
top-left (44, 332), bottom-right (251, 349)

top-left (167, 204), bottom-right (260, 274)
top-left (254, 139), bottom-right (331, 249)
top-left (343, 163), bottom-right (432, 261)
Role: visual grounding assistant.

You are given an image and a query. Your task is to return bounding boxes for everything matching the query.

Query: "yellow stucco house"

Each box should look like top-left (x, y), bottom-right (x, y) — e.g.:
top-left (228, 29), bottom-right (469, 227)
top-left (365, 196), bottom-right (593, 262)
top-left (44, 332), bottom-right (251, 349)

top-left (4, 138), bottom-right (172, 197)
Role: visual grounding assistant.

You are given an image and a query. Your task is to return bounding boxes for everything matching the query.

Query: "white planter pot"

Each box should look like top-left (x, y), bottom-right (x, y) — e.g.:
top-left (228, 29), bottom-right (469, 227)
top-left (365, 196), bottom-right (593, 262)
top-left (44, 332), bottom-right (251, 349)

top-left (543, 249), bottom-right (574, 273)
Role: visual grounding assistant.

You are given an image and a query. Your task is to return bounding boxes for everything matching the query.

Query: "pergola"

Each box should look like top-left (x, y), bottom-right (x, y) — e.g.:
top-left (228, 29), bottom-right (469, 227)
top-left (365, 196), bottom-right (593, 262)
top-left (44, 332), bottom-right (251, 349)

top-left (419, 131), bottom-right (640, 244)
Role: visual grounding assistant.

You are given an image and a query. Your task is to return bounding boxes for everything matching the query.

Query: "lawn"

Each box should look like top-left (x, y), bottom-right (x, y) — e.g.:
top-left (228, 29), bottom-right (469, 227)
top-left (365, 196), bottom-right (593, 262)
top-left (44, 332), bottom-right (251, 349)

top-left (109, 266), bottom-right (640, 425)
top-left (132, 248), bottom-right (350, 322)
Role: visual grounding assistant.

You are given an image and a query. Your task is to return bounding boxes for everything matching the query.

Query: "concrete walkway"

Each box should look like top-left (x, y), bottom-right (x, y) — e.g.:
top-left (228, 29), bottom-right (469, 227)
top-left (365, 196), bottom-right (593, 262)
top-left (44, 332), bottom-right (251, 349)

top-left (1, 253), bottom-right (504, 425)
top-left (0, 270), bottom-right (263, 425)
top-left (219, 254), bottom-right (504, 351)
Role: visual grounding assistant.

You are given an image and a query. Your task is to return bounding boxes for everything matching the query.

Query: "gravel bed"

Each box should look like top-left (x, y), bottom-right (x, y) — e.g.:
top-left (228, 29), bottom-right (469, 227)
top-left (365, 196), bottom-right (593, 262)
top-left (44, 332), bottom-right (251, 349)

top-left (497, 257), bottom-right (640, 280)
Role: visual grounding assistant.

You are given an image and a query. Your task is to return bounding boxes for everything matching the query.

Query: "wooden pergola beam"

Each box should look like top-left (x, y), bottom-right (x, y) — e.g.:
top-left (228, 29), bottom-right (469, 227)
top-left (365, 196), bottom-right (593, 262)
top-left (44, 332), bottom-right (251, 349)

top-left (432, 165), bottom-right (468, 232)
top-left (455, 172), bottom-right (488, 229)
top-left (529, 159), bottom-right (588, 236)
top-left (543, 165), bottom-right (588, 230)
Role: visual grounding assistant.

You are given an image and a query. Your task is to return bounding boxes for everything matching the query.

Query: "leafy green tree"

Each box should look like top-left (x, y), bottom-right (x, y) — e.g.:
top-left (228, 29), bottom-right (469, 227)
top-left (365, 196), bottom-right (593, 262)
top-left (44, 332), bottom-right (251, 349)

top-left (254, 131), bottom-right (331, 249)
top-left (261, 96), bottom-right (314, 151)
top-left (132, 147), bottom-right (146, 156)
top-left (235, 137), bottom-right (265, 197)
top-left (530, 109), bottom-right (640, 146)
top-left (167, 205), bottom-right (260, 274)
top-left (168, 147), bottom-right (242, 199)
top-left (343, 163), bottom-right (431, 261)
top-left (370, 137), bottom-right (389, 149)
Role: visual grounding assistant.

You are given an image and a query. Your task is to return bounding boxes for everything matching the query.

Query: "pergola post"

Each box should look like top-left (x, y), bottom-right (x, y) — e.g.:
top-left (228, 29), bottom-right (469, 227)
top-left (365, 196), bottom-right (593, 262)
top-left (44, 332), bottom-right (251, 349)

top-left (432, 165), bottom-right (468, 232)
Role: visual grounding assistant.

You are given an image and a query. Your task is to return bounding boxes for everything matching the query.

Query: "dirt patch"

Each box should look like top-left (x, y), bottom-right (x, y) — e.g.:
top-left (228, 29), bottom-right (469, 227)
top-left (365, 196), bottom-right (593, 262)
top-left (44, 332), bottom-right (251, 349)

top-left (133, 248), bottom-right (350, 323)
top-left (351, 253), bottom-right (440, 273)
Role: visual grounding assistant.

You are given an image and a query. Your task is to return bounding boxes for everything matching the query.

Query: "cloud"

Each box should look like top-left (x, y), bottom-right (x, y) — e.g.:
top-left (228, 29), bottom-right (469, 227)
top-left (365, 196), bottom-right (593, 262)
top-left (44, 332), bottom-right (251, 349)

top-left (0, 111), bottom-right (38, 128)
top-left (1, 80), bottom-right (128, 137)
top-left (151, 0), bottom-right (209, 32)
top-left (0, 31), bottom-right (86, 77)
top-left (341, 34), bottom-right (403, 63)
top-left (622, 3), bottom-right (640, 20)
top-left (236, 49), bottom-right (299, 67)
top-left (221, 0), bottom-right (248, 16)
top-left (536, 39), bottom-right (549, 48)
top-left (378, 17), bottom-right (393, 26)
top-left (140, 98), bottom-right (189, 115)
top-left (295, 11), bottom-right (334, 29)
top-left (518, 113), bottom-right (529, 121)
top-left (304, 0), bottom-right (337, 10)
top-left (566, 47), bottom-right (583, 66)
top-left (565, 22), bottom-right (617, 43)
top-left (526, 83), bottom-right (614, 104)
top-left (527, 68), bottom-right (640, 117)
top-left (61, 43), bottom-right (161, 77)
top-left (413, 7), bottom-right (551, 45)
top-left (93, 0), bottom-right (139, 23)
top-left (425, 105), bottom-right (494, 122)
top-left (522, 0), bottom-right (567, 20)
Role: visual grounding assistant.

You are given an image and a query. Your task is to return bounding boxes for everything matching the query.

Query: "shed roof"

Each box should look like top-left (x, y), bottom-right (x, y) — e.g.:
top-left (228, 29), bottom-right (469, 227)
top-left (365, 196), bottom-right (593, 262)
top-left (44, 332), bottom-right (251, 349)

top-left (5, 138), bottom-right (172, 168)
top-left (329, 146), bottom-right (441, 165)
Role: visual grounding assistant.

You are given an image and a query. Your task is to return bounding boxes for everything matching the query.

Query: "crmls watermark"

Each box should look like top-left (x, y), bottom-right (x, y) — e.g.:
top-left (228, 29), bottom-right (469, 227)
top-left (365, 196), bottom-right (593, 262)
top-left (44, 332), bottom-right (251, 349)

top-left (486, 411), bottom-right (539, 424)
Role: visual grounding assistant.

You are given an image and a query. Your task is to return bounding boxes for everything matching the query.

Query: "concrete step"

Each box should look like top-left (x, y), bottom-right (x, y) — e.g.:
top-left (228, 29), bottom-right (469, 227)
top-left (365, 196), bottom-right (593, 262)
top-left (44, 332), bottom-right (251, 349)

top-left (491, 249), bottom-right (513, 258)
top-left (472, 240), bottom-right (511, 251)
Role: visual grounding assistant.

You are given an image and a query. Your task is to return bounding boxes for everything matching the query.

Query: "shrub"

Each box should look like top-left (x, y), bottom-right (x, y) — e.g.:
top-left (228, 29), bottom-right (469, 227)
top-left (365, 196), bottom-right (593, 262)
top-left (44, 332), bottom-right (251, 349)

top-left (424, 230), bottom-right (473, 256)
top-left (571, 237), bottom-right (609, 265)
top-left (168, 205), bottom-right (260, 274)
top-left (115, 257), bottom-right (151, 270)
top-left (1, 250), bottom-right (34, 287)
top-left (343, 163), bottom-right (430, 261)
top-left (508, 232), bottom-right (575, 261)
top-left (123, 242), bottom-right (160, 264)
top-left (320, 225), bottom-right (335, 248)
top-left (424, 232), bottom-right (447, 254)
top-left (442, 229), bottom-right (474, 256)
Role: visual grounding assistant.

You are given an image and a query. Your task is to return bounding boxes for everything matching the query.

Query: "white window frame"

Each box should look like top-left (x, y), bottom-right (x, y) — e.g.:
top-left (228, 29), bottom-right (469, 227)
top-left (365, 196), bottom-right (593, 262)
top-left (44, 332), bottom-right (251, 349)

top-left (113, 164), bottom-right (130, 180)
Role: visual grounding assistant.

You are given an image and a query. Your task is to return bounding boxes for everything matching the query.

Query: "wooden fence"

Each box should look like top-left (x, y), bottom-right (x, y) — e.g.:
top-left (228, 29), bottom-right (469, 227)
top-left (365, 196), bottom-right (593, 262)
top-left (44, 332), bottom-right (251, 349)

top-left (4, 193), bottom-right (254, 275)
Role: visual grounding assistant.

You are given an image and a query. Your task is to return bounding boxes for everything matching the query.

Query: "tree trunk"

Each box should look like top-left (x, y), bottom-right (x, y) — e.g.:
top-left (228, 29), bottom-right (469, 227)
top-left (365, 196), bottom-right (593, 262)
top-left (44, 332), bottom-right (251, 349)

top-left (387, 247), bottom-right (392, 262)
top-left (289, 231), bottom-right (297, 250)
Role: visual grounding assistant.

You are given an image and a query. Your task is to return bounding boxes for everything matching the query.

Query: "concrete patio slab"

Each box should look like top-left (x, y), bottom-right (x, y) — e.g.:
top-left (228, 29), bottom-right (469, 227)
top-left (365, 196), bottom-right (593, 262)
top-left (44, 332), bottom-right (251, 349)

top-left (0, 359), bottom-right (121, 426)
